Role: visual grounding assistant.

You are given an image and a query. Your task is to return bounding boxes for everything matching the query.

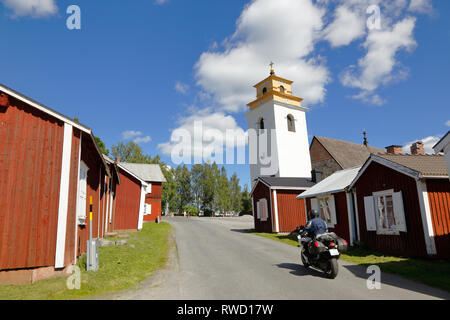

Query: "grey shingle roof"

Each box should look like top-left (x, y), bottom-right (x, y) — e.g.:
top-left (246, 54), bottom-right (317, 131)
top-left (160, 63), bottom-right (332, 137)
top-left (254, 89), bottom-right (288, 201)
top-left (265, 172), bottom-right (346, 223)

top-left (258, 176), bottom-right (316, 189)
top-left (119, 163), bottom-right (166, 183)
top-left (314, 136), bottom-right (386, 169)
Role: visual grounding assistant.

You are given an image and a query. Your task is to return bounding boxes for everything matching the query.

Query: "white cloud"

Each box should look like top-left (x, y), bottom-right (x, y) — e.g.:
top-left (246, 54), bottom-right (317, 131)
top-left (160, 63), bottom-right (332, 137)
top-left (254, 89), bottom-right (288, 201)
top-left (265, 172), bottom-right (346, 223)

top-left (322, 5), bottom-right (366, 47)
top-left (133, 136), bottom-right (152, 144)
top-left (402, 135), bottom-right (442, 154)
top-left (446, 120), bottom-right (450, 127)
top-left (122, 130), bottom-right (143, 140)
top-left (154, 0), bottom-right (169, 5)
top-left (158, 109), bottom-right (247, 162)
top-left (174, 81), bottom-right (189, 94)
top-left (340, 17), bottom-right (417, 104)
top-left (408, 0), bottom-right (433, 14)
top-left (194, 0), bottom-right (329, 112)
top-left (0, 0), bottom-right (57, 17)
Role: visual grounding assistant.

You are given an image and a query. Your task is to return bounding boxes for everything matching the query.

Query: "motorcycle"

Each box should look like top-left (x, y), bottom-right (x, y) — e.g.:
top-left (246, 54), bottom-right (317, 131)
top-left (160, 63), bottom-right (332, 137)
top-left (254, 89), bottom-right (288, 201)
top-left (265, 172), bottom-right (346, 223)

top-left (296, 226), bottom-right (348, 279)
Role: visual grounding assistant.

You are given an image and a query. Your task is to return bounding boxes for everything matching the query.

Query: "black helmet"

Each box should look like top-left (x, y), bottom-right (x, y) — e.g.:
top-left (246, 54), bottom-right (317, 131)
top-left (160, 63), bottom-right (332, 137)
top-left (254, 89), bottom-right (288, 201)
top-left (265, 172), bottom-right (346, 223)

top-left (309, 209), bottom-right (320, 219)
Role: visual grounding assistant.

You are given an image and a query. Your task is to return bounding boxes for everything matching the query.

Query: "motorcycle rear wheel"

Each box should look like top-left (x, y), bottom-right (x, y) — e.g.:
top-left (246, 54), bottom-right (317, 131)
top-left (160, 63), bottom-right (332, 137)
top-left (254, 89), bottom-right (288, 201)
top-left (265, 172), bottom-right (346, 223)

top-left (325, 258), bottom-right (338, 279)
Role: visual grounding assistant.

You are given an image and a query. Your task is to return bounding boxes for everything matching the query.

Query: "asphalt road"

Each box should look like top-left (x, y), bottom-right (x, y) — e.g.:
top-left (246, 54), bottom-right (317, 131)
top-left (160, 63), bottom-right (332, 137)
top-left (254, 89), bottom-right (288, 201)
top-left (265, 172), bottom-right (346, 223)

top-left (103, 216), bottom-right (450, 300)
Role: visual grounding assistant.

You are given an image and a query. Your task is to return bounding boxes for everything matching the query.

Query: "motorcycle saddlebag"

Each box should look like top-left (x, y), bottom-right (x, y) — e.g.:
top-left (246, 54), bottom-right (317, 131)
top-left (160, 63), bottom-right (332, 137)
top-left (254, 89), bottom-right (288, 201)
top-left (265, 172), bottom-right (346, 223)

top-left (336, 237), bottom-right (348, 252)
top-left (308, 240), bottom-right (327, 256)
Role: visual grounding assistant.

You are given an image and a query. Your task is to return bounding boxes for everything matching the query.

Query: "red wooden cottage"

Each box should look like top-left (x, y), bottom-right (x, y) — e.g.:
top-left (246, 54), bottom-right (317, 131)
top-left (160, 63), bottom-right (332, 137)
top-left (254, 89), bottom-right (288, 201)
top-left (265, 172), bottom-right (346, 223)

top-left (349, 152), bottom-right (450, 258)
top-left (113, 162), bottom-right (148, 232)
top-left (251, 177), bottom-right (315, 233)
top-left (0, 84), bottom-right (111, 284)
top-left (118, 163), bottom-right (166, 223)
top-left (297, 166), bottom-right (361, 245)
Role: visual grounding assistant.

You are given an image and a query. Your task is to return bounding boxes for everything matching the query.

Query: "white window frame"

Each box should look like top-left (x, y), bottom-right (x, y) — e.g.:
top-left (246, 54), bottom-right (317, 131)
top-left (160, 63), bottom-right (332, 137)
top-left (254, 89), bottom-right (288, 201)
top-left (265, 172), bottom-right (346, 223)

top-left (77, 160), bottom-right (89, 225)
top-left (145, 203), bottom-right (152, 216)
top-left (371, 189), bottom-right (407, 235)
top-left (147, 183), bottom-right (152, 194)
top-left (258, 198), bottom-right (268, 222)
top-left (316, 195), bottom-right (337, 228)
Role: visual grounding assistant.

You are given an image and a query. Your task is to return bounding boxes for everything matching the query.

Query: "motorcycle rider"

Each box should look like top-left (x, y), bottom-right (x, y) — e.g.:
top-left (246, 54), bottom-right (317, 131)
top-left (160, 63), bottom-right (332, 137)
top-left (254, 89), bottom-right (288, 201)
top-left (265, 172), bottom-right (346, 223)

top-left (304, 209), bottom-right (328, 239)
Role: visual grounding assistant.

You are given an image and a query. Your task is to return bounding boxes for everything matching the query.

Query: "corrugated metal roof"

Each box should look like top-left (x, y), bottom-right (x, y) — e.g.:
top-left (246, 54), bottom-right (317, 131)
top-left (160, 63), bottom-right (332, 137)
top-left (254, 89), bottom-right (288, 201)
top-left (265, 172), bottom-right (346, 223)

top-left (376, 154), bottom-right (448, 177)
top-left (314, 136), bottom-right (386, 169)
top-left (297, 166), bottom-right (361, 199)
top-left (119, 163), bottom-right (166, 183)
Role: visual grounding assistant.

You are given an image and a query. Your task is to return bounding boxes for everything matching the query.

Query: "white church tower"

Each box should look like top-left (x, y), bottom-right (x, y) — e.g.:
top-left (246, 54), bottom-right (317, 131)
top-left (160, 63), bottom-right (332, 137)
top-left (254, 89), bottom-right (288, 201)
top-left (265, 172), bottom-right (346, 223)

top-left (245, 63), bottom-right (312, 185)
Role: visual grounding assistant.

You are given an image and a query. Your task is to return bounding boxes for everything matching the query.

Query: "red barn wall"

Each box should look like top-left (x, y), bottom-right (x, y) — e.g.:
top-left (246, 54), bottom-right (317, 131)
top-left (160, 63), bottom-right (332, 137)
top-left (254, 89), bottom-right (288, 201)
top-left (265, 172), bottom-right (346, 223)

top-left (76, 132), bottom-right (105, 256)
top-left (252, 182), bottom-right (273, 233)
top-left (426, 179), bottom-right (450, 258)
top-left (276, 190), bottom-right (307, 233)
top-left (330, 192), bottom-right (350, 242)
top-left (144, 182), bottom-right (162, 222)
top-left (114, 168), bottom-right (141, 231)
top-left (64, 128), bottom-right (81, 266)
top-left (354, 161), bottom-right (428, 257)
top-left (0, 92), bottom-right (65, 270)
top-left (304, 192), bottom-right (350, 242)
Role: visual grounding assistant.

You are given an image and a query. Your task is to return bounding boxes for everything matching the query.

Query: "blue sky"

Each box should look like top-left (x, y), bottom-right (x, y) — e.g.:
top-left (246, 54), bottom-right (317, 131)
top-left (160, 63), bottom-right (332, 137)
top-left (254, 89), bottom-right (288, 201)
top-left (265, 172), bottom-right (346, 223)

top-left (1, 0), bottom-right (449, 188)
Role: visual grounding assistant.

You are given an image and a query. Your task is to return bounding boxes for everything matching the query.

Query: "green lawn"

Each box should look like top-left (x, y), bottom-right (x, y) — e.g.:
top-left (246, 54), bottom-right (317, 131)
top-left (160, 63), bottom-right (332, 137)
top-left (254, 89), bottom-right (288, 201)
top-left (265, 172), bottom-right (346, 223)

top-left (246, 229), bottom-right (450, 292)
top-left (0, 222), bottom-right (172, 300)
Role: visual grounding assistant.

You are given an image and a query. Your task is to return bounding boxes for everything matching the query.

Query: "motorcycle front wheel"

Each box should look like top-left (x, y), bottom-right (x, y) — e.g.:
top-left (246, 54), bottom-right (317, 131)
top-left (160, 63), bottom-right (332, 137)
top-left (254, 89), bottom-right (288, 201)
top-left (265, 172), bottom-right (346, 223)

top-left (301, 252), bottom-right (310, 268)
top-left (325, 258), bottom-right (338, 279)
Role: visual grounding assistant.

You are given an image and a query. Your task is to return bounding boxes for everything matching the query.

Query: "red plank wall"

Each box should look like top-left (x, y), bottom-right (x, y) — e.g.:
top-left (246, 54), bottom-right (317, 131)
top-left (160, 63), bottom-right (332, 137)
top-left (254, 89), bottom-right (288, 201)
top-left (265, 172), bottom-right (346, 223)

top-left (305, 192), bottom-right (351, 243)
top-left (354, 161), bottom-right (428, 257)
top-left (144, 182), bottom-right (162, 222)
top-left (252, 182), bottom-right (273, 233)
top-left (426, 179), bottom-right (450, 258)
top-left (275, 190), bottom-right (307, 233)
top-left (76, 132), bottom-right (105, 256)
top-left (114, 168), bottom-right (141, 231)
top-left (0, 93), bottom-right (64, 270)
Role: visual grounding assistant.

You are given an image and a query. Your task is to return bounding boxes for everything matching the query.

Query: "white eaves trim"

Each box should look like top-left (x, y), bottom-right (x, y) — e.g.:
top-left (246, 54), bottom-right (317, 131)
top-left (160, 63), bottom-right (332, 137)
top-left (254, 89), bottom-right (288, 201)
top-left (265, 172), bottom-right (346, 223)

top-left (297, 189), bottom-right (343, 200)
top-left (271, 186), bottom-right (310, 191)
top-left (433, 131), bottom-right (450, 153)
top-left (0, 83), bottom-right (91, 134)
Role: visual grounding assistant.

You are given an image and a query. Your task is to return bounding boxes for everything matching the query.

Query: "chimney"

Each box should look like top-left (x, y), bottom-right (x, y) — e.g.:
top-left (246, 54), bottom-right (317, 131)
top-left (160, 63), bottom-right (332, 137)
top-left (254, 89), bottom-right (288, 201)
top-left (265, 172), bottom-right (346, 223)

top-left (410, 141), bottom-right (425, 155)
top-left (386, 145), bottom-right (403, 155)
top-left (116, 156), bottom-right (121, 163)
top-left (311, 169), bottom-right (323, 183)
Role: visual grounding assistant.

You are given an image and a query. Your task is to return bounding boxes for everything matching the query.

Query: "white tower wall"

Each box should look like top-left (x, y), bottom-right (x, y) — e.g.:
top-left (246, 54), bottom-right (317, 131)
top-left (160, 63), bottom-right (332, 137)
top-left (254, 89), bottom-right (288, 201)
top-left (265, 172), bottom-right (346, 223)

top-left (245, 99), bottom-right (311, 185)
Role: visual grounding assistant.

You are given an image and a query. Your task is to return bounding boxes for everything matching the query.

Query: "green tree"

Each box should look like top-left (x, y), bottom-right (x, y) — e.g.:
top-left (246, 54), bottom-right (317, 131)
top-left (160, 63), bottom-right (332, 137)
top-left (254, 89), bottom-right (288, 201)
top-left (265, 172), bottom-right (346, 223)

top-left (161, 166), bottom-right (179, 214)
top-left (94, 136), bottom-right (110, 156)
top-left (175, 165), bottom-right (192, 211)
top-left (240, 184), bottom-right (252, 216)
top-left (229, 173), bottom-right (242, 215)
top-left (216, 166), bottom-right (232, 214)
top-left (190, 164), bottom-right (204, 211)
top-left (111, 141), bottom-right (152, 163)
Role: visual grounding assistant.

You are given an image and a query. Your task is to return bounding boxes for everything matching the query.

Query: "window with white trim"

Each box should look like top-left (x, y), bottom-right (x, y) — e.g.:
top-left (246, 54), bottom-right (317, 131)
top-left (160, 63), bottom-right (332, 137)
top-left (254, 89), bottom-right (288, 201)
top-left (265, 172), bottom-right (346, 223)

top-left (145, 203), bottom-right (152, 216)
top-left (257, 198), bottom-right (268, 221)
top-left (364, 189), bottom-right (407, 234)
top-left (317, 195), bottom-right (337, 228)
